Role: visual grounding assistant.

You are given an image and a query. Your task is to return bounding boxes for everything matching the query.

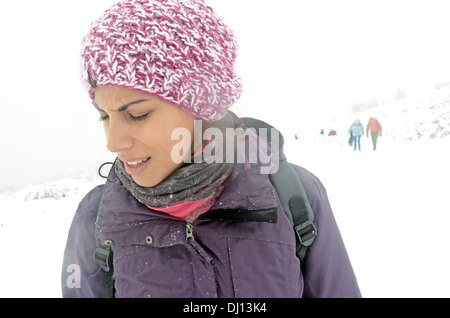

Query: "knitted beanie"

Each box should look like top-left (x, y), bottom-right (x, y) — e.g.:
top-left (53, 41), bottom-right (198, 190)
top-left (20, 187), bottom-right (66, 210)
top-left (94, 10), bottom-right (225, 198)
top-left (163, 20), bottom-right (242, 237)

top-left (81, 0), bottom-right (242, 121)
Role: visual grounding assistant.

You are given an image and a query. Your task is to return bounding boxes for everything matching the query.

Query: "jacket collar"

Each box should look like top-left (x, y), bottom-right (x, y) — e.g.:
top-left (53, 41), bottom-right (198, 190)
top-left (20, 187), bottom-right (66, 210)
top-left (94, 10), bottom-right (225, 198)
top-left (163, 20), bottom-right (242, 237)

top-left (99, 158), bottom-right (279, 227)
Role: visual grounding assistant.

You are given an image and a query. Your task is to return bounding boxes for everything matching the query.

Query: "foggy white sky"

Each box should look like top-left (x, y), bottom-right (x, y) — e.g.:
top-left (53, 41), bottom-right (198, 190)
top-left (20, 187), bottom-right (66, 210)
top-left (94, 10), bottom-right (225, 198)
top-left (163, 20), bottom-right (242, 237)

top-left (1, 0), bottom-right (450, 190)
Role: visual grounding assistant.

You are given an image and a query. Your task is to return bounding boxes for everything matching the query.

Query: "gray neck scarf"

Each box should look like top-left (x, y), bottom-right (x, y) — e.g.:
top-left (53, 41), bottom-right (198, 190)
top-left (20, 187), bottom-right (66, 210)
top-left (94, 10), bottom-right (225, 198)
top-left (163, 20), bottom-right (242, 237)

top-left (115, 159), bottom-right (234, 209)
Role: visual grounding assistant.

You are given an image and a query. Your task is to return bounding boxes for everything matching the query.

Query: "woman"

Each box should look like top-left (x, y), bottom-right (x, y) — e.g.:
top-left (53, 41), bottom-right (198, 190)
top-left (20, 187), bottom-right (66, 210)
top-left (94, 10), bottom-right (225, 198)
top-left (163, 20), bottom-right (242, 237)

top-left (61, 0), bottom-right (361, 298)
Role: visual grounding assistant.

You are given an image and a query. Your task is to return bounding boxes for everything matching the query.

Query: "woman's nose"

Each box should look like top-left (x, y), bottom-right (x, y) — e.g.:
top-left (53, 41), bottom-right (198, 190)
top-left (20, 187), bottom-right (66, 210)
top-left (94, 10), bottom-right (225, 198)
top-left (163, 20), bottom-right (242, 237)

top-left (105, 120), bottom-right (133, 153)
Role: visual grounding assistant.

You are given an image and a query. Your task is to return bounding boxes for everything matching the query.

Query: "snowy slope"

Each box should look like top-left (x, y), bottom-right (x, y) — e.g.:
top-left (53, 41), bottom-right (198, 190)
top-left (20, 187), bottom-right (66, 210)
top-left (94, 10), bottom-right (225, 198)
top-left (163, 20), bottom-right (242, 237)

top-left (297, 81), bottom-right (450, 146)
top-left (0, 83), bottom-right (449, 298)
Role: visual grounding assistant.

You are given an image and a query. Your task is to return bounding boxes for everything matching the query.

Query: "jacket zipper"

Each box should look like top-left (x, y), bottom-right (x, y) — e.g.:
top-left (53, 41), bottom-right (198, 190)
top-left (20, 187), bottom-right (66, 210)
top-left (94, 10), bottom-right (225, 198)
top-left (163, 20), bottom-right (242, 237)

top-left (185, 222), bottom-right (212, 262)
top-left (184, 222), bottom-right (217, 297)
top-left (186, 222), bottom-right (194, 241)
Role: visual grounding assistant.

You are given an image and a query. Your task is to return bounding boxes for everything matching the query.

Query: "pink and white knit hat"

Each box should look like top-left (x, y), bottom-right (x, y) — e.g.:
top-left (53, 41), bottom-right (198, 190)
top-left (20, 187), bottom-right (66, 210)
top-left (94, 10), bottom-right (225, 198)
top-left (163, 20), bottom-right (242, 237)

top-left (81, 0), bottom-right (242, 121)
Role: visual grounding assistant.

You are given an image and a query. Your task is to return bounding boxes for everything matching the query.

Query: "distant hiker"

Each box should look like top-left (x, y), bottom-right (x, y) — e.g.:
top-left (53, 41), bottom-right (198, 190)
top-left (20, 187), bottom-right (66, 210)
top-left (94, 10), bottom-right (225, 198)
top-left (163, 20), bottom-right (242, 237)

top-left (366, 117), bottom-right (382, 150)
top-left (348, 119), bottom-right (364, 151)
top-left (328, 130), bottom-right (337, 136)
top-left (295, 134), bottom-right (299, 140)
top-left (320, 129), bottom-right (324, 135)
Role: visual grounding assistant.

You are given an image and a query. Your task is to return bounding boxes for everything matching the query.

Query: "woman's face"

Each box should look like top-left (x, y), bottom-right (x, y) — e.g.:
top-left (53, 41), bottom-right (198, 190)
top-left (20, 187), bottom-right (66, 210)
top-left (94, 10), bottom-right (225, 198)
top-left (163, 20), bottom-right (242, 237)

top-left (93, 86), bottom-right (196, 187)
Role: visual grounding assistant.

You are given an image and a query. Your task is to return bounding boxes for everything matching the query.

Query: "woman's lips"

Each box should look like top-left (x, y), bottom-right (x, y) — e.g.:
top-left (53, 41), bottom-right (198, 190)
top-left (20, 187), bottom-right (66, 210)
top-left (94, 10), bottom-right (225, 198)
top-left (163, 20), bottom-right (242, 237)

top-left (124, 157), bottom-right (151, 175)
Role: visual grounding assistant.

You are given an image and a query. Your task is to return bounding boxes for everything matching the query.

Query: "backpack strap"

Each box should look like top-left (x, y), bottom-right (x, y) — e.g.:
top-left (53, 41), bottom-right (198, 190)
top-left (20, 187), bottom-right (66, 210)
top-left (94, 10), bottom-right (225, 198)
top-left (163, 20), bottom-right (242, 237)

top-left (93, 226), bottom-right (115, 298)
top-left (240, 117), bottom-right (317, 265)
top-left (269, 160), bottom-right (317, 263)
top-left (93, 170), bottom-right (116, 298)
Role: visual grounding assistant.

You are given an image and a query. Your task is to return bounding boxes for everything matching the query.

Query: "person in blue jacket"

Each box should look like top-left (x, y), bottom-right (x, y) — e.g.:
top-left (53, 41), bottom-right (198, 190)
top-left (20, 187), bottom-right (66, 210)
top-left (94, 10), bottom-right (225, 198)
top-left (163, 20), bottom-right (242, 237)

top-left (348, 119), bottom-right (364, 151)
top-left (61, 0), bottom-right (362, 298)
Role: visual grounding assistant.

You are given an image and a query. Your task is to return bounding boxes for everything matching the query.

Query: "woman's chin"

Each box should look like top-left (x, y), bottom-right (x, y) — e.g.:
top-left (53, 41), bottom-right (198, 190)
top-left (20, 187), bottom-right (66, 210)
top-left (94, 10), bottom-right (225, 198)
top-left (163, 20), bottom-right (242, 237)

top-left (132, 171), bottom-right (171, 188)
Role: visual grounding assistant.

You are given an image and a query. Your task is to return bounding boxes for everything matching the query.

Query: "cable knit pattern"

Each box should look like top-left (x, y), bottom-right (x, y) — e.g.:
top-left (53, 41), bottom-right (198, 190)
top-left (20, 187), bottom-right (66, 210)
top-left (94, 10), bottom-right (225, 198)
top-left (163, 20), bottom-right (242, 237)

top-left (81, 0), bottom-right (242, 121)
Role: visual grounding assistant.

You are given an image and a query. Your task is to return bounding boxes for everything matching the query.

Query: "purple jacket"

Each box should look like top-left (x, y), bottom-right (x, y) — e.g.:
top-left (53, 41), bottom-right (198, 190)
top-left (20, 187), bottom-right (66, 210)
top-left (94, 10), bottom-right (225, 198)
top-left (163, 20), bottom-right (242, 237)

top-left (61, 157), bottom-right (361, 298)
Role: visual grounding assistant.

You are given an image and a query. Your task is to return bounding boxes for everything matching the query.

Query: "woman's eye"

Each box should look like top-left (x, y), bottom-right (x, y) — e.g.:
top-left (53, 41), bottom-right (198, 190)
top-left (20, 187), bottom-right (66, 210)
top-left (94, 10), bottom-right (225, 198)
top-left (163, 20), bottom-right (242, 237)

top-left (130, 113), bottom-right (149, 121)
top-left (98, 114), bottom-right (109, 122)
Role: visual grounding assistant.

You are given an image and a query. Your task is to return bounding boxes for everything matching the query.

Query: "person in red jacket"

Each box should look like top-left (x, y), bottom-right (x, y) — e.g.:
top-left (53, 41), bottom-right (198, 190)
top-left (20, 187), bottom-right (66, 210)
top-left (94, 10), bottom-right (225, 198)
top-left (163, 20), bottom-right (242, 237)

top-left (366, 117), bottom-right (382, 150)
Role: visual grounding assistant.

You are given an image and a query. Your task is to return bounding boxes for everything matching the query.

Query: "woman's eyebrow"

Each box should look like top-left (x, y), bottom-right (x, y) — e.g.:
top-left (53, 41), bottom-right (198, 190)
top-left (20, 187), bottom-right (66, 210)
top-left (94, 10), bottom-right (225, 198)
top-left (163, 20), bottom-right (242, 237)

top-left (92, 99), bottom-right (149, 112)
top-left (92, 101), bottom-right (103, 111)
top-left (118, 99), bottom-right (149, 111)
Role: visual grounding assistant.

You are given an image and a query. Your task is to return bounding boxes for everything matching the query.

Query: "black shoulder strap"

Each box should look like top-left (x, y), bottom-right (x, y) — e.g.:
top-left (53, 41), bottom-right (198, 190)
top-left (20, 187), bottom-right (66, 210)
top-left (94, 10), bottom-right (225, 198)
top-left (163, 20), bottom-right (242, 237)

top-left (94, 226), bottom-right (115, 298)
top-left (93, 170), bottom-right (116, 298)
top-left (269, 160), bottom-right (317, 263)
top-left (241, 117), bottom-right (317, 265)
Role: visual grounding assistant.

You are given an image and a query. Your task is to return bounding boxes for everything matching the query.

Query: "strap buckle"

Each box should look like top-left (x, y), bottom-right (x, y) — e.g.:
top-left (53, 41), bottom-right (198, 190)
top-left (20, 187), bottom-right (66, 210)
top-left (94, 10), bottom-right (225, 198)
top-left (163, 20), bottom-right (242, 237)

top-left (94, 246), bottom-right (113, 272)
top-left (294, 220), bottom-right (317, 248)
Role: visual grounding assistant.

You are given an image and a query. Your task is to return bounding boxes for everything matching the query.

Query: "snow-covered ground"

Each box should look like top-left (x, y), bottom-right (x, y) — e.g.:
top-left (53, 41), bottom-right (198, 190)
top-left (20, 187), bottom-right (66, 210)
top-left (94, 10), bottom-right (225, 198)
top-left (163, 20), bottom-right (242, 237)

top-left (286, 135), bottom-right (450, 298)
top-left (0, 83), bottom-right (449, 298)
